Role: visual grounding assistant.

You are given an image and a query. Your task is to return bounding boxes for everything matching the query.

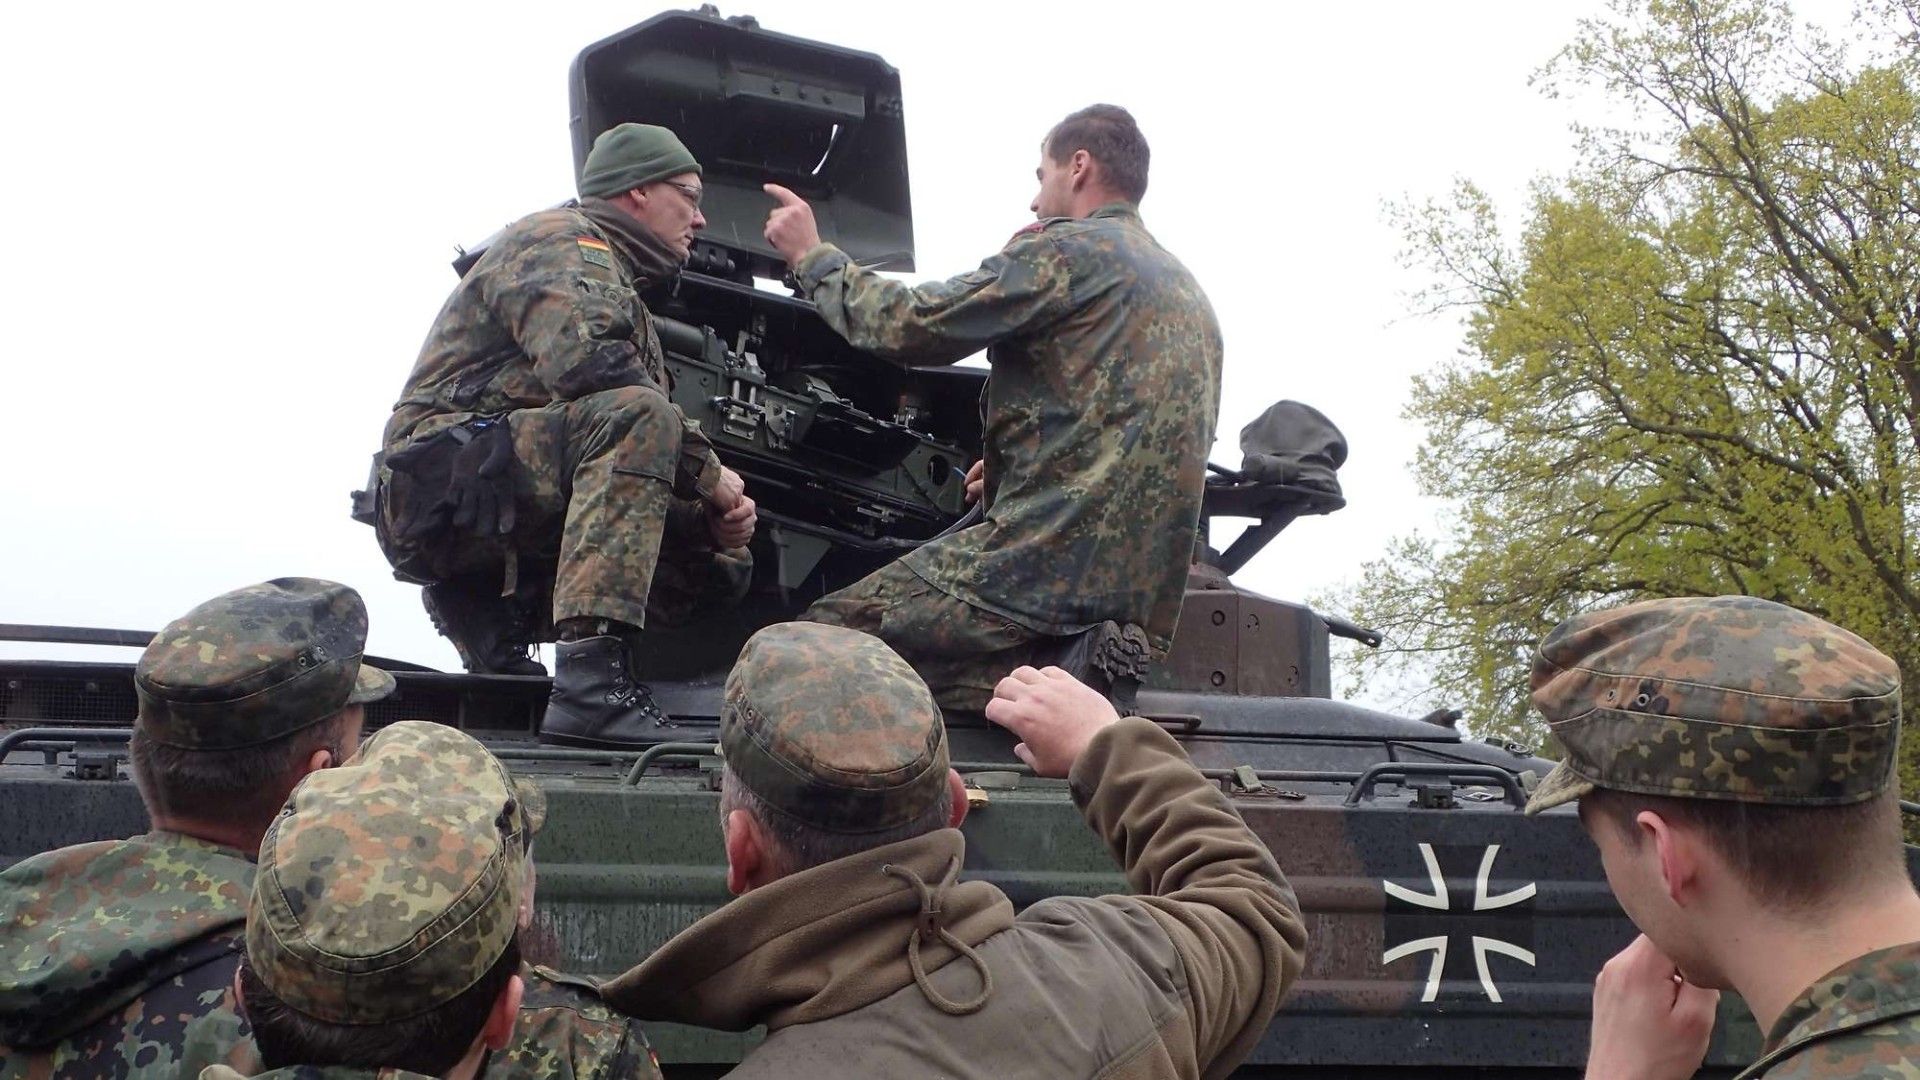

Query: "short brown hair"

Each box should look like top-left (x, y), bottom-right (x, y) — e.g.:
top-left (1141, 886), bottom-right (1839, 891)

top-left (721, 767), bottom-right (953, 877)
top-left (130, 708), bottom-right (356, 827)
top-left (1045, 104), bottom-right (1150, 203)
top-left (241, 935), bottom-right (520, 1074)
top-left (1583, 787), bottom-right (1905, 913)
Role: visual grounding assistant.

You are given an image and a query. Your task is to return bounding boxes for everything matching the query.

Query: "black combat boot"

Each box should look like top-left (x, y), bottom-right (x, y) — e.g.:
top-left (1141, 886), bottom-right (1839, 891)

top-left (1052, 620), bottom-right (1151, 714)
top-left (538, 635), bottom-right (672, 748)
top-left (423, 582), bottom-right (547, 677)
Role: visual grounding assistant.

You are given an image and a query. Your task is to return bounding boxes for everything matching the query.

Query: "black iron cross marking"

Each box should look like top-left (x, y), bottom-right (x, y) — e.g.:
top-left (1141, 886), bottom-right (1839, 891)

top-left (1382, 842), bottom-right (1537, 1003)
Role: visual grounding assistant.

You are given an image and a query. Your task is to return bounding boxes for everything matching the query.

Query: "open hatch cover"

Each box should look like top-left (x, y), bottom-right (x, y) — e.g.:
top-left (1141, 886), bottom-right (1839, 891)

top-left (569, 7), bottom-right (914, 279)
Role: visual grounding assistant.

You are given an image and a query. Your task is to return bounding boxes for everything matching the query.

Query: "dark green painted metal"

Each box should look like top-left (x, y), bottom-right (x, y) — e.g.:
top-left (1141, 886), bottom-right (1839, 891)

top-left (624, 742), bottom-right (723, 785)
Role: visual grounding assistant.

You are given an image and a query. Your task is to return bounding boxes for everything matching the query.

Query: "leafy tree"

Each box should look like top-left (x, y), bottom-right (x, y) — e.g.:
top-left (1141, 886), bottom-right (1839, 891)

top-left (1340, 0), bottom-right (1920, 791)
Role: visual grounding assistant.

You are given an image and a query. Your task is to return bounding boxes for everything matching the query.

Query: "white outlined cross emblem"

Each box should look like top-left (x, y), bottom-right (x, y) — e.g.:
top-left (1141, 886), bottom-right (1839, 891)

top-left (1381, 842), bottom-right (1537, 1003)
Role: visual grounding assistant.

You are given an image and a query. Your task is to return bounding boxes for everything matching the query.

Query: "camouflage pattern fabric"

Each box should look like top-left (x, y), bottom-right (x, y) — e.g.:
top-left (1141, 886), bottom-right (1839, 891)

top-left (794, 202), bottom-right (1222, 658)
top-left (249, 721), bottom-right (530, 1025)
top-left (1736, 940), bottom-right (1920, 1078)
top-left (0, 831), bottom-right (259, 1079)
top-left (490, 965), bottom-right (663, 1080)
top-left (1523, 595), bottom-right (1902, 814)
top-left (803, 559), bottom-right (1040, 713)
top-left (648, 499), bottom-right (753, 627)
top-left (503, 384), bottom-right (693, 629)
top-left (721, 621), bottom-right (948, 833)
top-left (136, 577), bottom-right (394, 751)
top-left (379, 198), bottom-right (725, 630)
top-left (201, 1066), bottom-right (434, 1079)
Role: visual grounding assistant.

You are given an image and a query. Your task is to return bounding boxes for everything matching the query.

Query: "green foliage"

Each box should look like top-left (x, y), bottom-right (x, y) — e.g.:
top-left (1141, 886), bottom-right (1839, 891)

top-left (1341, 0), bottom-right (1920, 795)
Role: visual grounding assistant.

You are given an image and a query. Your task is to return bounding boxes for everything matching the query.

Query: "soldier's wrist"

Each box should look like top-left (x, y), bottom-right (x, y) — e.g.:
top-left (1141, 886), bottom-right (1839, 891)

top-left (1067, 715), bottom-right (1175, 807)
top-left (793, 244), bottom-right (847, 290)
top-left (676, 451), bottom-right (725, 502)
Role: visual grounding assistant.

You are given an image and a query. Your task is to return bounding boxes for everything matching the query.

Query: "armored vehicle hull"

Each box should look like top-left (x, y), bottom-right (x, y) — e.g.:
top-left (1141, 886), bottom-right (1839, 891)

top-left (1, 625), bottom-right (1814, 1078)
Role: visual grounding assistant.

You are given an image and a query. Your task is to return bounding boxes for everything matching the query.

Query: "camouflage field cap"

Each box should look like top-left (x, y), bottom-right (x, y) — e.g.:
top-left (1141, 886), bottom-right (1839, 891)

top-left (721, 622), bottom-right (948, 834)
top-left (136, 578), bottom-right (395, 750)
top-left (1524, 596), bottom-right (1902, 815)
top-left (249, 721), bottom-right (532, 1024)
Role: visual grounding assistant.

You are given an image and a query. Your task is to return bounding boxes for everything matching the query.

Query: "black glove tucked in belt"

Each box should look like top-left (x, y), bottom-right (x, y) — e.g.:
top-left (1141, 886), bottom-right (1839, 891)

top-left (387, 419), bottom-right (518, 542)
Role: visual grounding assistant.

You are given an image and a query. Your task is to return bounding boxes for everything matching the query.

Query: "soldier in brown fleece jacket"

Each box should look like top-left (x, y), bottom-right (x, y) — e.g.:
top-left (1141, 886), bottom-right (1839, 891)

top-left (600, 622), bottom-right (1307, 1079)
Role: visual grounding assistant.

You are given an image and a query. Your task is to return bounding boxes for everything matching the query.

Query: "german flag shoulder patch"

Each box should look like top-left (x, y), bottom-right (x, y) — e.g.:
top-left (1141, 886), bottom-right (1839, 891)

top-left (576, 236), bottom-right (613, 269)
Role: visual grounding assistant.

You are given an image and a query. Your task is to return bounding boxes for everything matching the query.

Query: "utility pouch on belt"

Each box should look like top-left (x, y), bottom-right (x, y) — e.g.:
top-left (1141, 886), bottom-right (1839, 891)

top-left (368, 418), bottom-right (511, 585)
top-left (383, 422), bottom-right (488, 539)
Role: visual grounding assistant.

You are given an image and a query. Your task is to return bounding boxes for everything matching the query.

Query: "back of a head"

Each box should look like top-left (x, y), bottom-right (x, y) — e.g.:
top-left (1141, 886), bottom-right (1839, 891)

top-left (1581, 786), bottom-right (1905, 914)
top-left (720, 622), bottom-right (953, 875)
top-left (129, 577), bottom-right (394, 830)
top-left (241, 721), bottom-right (539, 1074)
top-left (1525, 595), bottom-right (1906, 911)
top-left (1045, 103), bottom-right (1150, 204)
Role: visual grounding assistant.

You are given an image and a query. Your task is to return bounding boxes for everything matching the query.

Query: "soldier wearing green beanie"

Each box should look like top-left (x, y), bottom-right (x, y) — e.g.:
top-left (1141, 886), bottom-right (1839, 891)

top-left (597, 623), bottom-right (1308, 1080)
top-left (0, 578), bottom-right (390, 1078)
top-left (1521, 596), bottom-right (1920, 1080)
top-left (577, 122), bottom-right (702, 199)
top-left (373, 120), bottom-right (758, 749)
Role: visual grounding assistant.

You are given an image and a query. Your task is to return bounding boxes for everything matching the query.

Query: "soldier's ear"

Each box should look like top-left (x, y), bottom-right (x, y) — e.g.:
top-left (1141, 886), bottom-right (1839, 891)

top-left (302, 746), bottom-right (337, 777)
top-left (482, 973), bottom-right (524, 1051)
top-left (231, 967), bottom-right (246, 1016)
top-left (1641, 810), bottom-right (1703, 907)
top-left (723, 810), bottom-right (764, 896)
top-left (947, 769), bottom-right (969, 829)
top-left (1069, 149), bottom-right (1093, 191)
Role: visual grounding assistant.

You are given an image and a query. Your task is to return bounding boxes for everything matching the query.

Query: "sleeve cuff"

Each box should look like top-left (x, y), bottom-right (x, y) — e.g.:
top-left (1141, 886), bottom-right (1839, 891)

top-left (1066, 715), bottom-right (1184, 809)
top-left (793, 243), bottom-right (851, 291)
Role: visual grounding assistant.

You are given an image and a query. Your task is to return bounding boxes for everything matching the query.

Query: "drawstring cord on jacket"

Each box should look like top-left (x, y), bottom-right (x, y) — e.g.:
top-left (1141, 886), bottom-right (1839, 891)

top-left (881, 856), bottom-right (993, 1015)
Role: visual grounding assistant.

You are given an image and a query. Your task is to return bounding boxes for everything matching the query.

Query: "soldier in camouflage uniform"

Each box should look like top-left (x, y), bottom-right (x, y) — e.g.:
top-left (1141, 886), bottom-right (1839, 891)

top-left (0, 578), bottom-right (393, 1079)
top-left (597, 623), bottom-right (1305, 1078)
top-left (378, 121), bottom-right (756, 747)
top-left (1522, 595), bottom-right (1920, 1079)
top-left (209, 720), bottom-right (662, 1080)
top-left (493, 779), bottom-right (663, 1080)
top-left (763, 104), bottom-right (1221, 711)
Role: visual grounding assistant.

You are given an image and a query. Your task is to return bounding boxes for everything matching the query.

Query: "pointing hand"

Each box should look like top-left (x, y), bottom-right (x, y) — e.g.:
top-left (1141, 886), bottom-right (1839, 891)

top-left (763, 183), bottom-right (823, 266)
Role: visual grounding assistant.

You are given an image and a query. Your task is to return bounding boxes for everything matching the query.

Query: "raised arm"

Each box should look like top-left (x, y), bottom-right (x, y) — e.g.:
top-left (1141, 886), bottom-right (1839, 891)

top-left (986, 667), bottom-right (1308, 1080)
top-left (765, 183), bottom-right (1070, 365)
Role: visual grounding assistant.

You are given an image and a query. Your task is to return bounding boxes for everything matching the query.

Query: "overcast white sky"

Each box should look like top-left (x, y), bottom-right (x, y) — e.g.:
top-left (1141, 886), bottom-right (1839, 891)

top-left (0, 1), bottom-right (1843, 704)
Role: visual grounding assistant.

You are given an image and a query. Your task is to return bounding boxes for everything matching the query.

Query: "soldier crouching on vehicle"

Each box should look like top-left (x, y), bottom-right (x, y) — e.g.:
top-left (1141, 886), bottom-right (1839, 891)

top-left (763, 105), bottom-right (1222, 712)
top-left (596, 623), bottom-right (1305, 1078)
top-left (374, 122), bottom-right (757, 749)
top-left (0, 578), bottom-right (389, 1078)
top-left (1523, 596), bottom-right (1920, 1079)
top-left (212, 721), bottom-right (664, 1080)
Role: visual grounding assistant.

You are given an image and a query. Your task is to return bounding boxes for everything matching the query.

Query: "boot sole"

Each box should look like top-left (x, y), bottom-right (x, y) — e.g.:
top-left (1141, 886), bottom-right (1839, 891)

top-left (537, 727), bottom-right (676, 751)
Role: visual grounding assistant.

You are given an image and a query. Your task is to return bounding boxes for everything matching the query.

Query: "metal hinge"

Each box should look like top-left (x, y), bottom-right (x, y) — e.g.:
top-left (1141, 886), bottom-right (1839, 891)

top-left (70, 750), bottom-right (124, 782)
top-left (1225, 764), bottom-right (1305, 801)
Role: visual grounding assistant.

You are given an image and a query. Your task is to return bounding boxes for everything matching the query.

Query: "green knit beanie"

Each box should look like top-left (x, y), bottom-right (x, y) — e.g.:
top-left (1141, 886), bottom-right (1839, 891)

top-left (579, 123), bottom-right (702, 199)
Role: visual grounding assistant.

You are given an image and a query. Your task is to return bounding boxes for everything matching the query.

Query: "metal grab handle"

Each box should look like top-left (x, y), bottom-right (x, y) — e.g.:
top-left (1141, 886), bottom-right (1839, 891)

top-left (623, 742), bottom-right (722, 785)
top-left (0, 726), bottom-right (134, 759)
top-left (1343, 761), bottom-right (1527, 809)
